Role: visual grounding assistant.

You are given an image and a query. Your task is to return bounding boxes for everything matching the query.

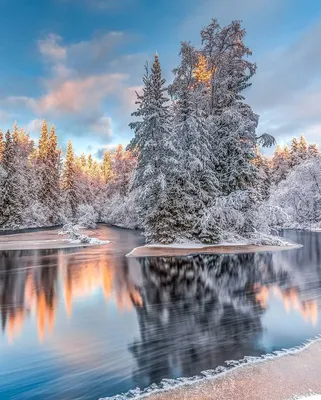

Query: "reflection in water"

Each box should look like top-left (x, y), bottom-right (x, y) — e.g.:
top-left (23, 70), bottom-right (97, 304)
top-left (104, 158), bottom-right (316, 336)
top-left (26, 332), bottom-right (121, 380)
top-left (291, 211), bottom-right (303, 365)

top-left (0, 248), bottom-right (143, 344)
top-left (1, 228), bottom-right (321, 399)
top-left (254, 284), bottom-right (318, 326)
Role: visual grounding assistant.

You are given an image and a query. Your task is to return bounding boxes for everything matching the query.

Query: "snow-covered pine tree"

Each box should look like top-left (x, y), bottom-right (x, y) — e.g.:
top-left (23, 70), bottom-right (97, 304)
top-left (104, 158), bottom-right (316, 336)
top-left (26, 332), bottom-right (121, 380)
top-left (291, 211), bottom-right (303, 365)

top-left (46, 125), bottom-right (62, 224)
top-left (271, 145), bottom-right (291, 184)
top-left (308, 143), bottom-right (320, 158)
top-left (130, 54), bottom-right (179, 243)
top-left (169, 42), bottom-right (221, 242)
top-left (62, 140), bottom-right (77, 219)
top-left (102, 150), bottom-right (113, 183)
top-left (0, 129), bottom-right (4, 163)
top-left (290, 137), bottom-right (300, 167)
top-left (0, 130), bottom-right (22, 227)
top-left (298, 134), bottom-right (308, 160)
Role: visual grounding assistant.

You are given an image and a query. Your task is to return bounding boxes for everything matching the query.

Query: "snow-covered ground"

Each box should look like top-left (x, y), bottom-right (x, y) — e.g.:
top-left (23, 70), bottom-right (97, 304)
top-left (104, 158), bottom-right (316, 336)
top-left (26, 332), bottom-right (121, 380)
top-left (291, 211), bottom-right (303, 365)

top-left (126, 240), bottom-right (301, 258)
top-left (0, 227), bottom-right (110, 251)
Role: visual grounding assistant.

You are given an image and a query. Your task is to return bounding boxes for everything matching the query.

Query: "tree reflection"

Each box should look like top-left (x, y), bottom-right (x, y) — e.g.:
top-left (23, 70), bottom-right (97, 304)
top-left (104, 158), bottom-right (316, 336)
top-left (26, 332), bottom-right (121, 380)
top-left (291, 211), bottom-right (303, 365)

top-left (129, 250), bottom-right (321, 387)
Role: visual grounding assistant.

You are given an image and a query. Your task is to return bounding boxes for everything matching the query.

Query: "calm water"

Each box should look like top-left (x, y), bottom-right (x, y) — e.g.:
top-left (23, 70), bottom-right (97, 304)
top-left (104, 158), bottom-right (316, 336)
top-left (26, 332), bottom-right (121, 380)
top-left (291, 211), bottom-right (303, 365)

top-left (1, 227), bottom-right (321, 400)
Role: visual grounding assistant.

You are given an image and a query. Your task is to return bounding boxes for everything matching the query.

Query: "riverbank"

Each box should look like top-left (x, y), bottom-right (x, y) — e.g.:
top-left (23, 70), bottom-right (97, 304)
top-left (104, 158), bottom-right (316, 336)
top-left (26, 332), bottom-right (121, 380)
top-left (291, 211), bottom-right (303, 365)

top-left (108, 338), bottom-right (321, 400)
top-left (0, 227), bottom-right (110, 251)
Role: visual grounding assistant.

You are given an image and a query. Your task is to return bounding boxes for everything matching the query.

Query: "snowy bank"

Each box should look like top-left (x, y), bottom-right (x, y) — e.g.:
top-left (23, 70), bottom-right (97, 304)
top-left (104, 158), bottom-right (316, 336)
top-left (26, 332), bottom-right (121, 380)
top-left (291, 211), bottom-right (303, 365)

top-left (126, 240), bottom-right (301, 258)
top-left (101, 336), bottom-right (321, 400)
top-left (0, 226), bottom-right (110, 251)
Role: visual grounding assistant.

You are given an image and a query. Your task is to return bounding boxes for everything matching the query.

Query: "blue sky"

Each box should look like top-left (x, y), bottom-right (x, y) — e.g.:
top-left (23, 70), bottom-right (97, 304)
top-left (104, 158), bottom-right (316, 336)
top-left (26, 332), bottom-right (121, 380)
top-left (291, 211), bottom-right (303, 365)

top-left (0, 0), bottom-right (321, 157)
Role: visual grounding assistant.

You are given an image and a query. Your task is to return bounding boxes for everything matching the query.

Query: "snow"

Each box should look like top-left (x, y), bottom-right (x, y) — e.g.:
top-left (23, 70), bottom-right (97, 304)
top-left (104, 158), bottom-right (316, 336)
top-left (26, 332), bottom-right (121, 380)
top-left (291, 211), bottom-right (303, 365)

top-left (0, 227), bottom-right (110, 251)
top-left (58, 223), bottom-right (110, 246)
top-left (126, 239), bottom-right (300, 258)
top-left (100, 335), bottom-right (321, 400)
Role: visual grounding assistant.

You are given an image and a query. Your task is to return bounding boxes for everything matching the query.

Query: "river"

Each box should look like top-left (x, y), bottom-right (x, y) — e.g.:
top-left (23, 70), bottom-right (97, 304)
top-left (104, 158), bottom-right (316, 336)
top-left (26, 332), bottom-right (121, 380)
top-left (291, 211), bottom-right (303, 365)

top-left (0, 227), bottom-right (321, 400)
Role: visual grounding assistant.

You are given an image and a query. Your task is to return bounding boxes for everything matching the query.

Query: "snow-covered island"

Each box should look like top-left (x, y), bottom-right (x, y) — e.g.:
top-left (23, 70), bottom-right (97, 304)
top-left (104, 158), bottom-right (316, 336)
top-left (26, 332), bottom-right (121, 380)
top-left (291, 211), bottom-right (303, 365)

top-left (126, 240), bottom-right (301, 258)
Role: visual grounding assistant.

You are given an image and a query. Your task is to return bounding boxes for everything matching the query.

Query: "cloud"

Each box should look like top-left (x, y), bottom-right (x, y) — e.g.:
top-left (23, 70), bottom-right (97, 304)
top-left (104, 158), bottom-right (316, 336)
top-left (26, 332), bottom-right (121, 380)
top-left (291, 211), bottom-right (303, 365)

top-left (248, 19), bottom-right (321, 145)
top-left (4, 31), bottom-right (143, 145)
top-left (95, 144), bottom-right (118, 159)
top-left (39, 34), bottom-right (67, 63)
top-left (37, 73), bottom-right (127, 115)
top-left (90, 116), bottom-right (113, 138)
top-left (26, 118), bottom-right (44, 134)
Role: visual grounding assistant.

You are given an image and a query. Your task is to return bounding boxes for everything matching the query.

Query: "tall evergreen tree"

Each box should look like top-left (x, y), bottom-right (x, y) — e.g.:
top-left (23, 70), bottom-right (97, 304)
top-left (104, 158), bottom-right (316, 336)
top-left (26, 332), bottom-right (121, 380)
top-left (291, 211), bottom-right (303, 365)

top-left (130, 54), bottom-right (179, 243)
top-left (62, 140), bottom-right (77, 219)
top-left (0, 130), bottom-right (22, 227)
top-left (0, 129), bottom-right (4, 163)
top-left (46, 125), bottom-right (61, 223)
top-left (298, 134), bottom-right (308, 160)
top-left (169, 42), bottom-right (221, 241)
top-left (39, 120), bottom-right (49, 161)
top-left (308, 143), bottom-right (320, 158)
top-left (102, 151), bottom-right (113, 183)
top-left (290, 137), bottom-right (300, 167)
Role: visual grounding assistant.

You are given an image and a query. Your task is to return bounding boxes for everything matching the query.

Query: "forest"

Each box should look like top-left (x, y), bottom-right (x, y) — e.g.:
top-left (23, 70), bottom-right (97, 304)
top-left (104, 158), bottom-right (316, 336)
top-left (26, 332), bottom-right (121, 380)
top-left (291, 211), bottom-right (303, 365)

top-left (1, 19), bottom-right (321, 243)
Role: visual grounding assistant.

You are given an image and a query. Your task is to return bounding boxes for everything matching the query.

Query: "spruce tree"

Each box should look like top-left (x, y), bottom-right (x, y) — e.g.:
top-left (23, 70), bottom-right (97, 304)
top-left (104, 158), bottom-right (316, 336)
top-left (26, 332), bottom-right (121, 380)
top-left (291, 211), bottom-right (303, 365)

top-left (308, 143), bottom-right (319, 158)
top-left (0, 130), bottom-right (21, 227)
top-left (46, 125), bottom-right (61, 223)
top-left (39, 120), bottom-right (49, 161)
top-left (290, 137), bottom-right (300, 167)
top-left (0, 129), bottom-right (4, 163)
top-left (298, 134), bottom-right (308, 160)
top-left (130, 53), bottom-right (179, 243)
top-left (62, 140), bottom-right (77, 219)
top-left (102, 150), bottom-right (113, 183)
top-left (169, 42), bottom-right (221, 241)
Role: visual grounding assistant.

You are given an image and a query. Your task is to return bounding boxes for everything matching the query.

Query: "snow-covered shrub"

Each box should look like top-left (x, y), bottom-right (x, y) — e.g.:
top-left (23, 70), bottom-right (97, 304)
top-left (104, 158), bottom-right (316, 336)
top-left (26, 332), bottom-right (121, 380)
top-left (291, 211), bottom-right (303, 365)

top-left (101, 192), bottom-right (140, 229)
top-left (75, 204), bottom-right (98, 228)
top-left (265, 158), bottom-right (321, 229)
top-left (58, 223), bottom-right (109, 245)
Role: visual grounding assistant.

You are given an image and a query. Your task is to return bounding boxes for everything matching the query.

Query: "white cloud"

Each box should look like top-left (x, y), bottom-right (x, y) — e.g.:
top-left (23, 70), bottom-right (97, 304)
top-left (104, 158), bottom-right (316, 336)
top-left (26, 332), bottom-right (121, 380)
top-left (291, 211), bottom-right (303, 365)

top-left (26, 119), bottom-right (44, 134)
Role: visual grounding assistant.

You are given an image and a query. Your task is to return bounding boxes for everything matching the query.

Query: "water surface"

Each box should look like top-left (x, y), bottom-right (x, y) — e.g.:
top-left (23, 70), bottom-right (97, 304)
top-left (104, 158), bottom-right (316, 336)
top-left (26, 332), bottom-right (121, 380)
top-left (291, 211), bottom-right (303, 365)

top-left (0, 228), bottom-right (321, 399)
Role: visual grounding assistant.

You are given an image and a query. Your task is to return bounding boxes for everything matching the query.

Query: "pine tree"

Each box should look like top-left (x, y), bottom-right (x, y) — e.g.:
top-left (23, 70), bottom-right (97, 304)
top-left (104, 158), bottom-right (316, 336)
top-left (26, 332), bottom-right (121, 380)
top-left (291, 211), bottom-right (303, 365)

top-left (0, 130), bottom-right (22, 227)
top-left (130, 53), bottom-right (179, 243)
top-left (298, 134), bottom-right (308, 160)
top-left (308, 143), bottom-right (319, 158)
top-left (80, 153), bottom-right (87, 168)
top-left (102, 150), bottom-right (113, 183)
top-left (46, 125), bottom-right (61, 223)
top-left (62, 140), bottom-right (77, 219)
top-left (39, 120), bottom-right (49, 161)
top-left (0, 129), bottom-right (4, 163)
top-left (169, 42), bottom-right (221, 241)
top-left (290, 137), bottom-right (300, 167)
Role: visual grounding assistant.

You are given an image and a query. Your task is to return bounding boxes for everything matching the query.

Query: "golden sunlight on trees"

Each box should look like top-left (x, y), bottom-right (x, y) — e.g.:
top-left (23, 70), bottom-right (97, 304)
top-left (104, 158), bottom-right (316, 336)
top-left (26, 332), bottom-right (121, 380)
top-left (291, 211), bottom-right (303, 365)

top-left (193, 54), bottom-right (215, 87)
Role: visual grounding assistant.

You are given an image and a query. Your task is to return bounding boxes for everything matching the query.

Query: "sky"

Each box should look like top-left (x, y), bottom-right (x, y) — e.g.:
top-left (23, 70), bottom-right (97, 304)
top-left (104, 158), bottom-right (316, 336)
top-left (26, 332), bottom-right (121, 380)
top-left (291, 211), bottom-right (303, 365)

top-left (0, 0), bottom-right (321, 157)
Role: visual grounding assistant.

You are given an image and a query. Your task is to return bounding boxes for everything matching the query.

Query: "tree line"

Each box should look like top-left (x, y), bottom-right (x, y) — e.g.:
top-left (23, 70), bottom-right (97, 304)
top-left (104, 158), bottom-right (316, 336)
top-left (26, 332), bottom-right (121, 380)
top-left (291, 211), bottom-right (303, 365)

top-left (0, 121), bottom-right (137, 229)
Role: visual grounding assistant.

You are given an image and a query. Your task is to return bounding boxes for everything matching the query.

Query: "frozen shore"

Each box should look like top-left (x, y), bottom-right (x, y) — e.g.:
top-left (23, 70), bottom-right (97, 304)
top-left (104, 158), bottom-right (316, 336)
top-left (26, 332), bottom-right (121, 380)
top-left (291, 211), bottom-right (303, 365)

top-left (126, 241), bottom-right (302, 257)
top-left (103, 337), bottom-right (321, 400)
top-left (0, 227), bottom-right (110, 251)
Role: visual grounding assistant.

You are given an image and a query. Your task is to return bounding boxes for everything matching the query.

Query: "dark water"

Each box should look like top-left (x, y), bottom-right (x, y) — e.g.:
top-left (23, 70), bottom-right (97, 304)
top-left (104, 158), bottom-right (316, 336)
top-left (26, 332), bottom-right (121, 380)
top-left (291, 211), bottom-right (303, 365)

top-left (1, 227), bottom-right (321, 400)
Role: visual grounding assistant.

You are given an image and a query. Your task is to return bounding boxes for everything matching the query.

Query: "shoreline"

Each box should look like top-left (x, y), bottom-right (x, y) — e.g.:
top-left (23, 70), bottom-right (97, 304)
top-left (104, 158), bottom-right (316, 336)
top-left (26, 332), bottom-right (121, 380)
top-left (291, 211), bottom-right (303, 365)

top-left (103, 337), bottom-right (321, 400)
top-left (126, 242), bottom-right (302, 258)
top-left (0, 227), bottom-right (110, 251)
